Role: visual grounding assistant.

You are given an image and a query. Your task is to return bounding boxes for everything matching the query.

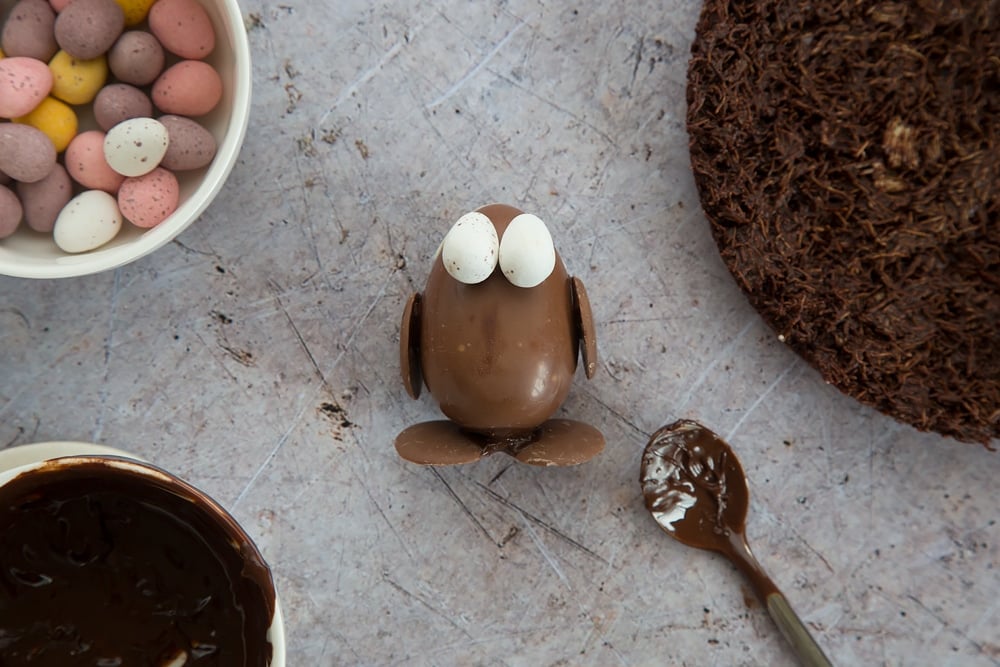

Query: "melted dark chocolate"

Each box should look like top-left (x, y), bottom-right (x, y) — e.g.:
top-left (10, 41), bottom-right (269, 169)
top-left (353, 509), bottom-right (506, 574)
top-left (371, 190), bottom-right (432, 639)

top-left (0, 458), bottom-right (276, 666)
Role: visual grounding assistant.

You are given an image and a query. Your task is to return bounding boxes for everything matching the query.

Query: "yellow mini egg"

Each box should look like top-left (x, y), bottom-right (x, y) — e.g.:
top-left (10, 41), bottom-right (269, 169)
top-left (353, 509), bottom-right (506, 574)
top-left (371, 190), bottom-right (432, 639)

top-left (49, 50), bottom-right (108, 105)
top-left (114, 0), bottom-right (158, 26)
top-left (14, 97), bottom-right (78, 152)
top-left (0, 47), bottom-right (5, 59)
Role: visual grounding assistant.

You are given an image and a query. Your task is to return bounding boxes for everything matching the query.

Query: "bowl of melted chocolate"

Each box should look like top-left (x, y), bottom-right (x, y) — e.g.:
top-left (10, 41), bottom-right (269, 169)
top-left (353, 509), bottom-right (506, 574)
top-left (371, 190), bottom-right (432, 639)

top-left (0, 455), bottom-right (283, 666)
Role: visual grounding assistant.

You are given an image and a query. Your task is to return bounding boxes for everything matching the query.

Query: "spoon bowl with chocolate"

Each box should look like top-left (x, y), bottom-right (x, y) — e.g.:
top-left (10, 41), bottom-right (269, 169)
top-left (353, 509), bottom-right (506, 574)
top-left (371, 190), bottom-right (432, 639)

top-left (640, 420), bottom-right (832, 667)
top-left (397, 203), bottom-right (604, 466)
top-left (0, 454), bottom-right (283, 667)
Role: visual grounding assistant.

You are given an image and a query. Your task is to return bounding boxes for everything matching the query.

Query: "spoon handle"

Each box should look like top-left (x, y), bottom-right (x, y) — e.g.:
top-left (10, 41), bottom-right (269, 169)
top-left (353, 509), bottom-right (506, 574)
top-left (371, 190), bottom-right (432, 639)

top-left (765, 593), bottom-right (833, 667)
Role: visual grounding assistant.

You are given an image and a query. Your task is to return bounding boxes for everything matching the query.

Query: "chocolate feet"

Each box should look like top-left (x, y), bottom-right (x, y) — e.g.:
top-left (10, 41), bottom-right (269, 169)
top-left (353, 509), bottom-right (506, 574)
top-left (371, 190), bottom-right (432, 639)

top-left (395, 419), bottom-right (605, 467)
top-left (514, 419), bottom-right (604, 466)
top-left (394, 421), bottom-right (486, 466)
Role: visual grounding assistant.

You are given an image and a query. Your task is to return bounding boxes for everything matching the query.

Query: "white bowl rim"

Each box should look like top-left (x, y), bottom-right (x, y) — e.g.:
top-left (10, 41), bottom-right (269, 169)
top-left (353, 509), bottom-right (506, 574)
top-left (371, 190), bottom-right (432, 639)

top-left (0, 0), bottom-right (253, 280)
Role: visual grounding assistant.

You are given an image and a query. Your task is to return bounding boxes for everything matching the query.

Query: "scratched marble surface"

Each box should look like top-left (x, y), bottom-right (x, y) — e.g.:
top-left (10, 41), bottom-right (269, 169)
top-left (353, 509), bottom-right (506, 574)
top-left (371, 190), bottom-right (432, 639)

top-left (1, 1), bottom-right (997, 665)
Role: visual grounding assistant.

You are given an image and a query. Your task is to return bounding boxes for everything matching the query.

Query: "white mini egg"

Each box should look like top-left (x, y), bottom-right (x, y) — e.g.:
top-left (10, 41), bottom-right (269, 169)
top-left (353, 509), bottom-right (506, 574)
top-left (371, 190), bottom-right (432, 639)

top-left (103, 118), bottom-right (170, 177)
top-left (441, 211), bottom-right (499, 284)
top-left (498, 213), bottom-right (556, 288)
top-left (53, 190), bottom-right (123, 253)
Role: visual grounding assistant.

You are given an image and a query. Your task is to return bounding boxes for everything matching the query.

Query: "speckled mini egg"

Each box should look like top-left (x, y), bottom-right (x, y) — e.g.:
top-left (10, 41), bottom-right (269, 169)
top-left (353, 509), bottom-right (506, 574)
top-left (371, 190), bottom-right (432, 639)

top-left (53, 0), bottom-right (124, 59)
top-left (53, 189), bottom-right (122, 252)
top-left (118, 166), bottom-right (179, 228)
top-left (65, 129), bottom-right (124, 192)
top-left (152, 60), bottom-right (222, 117)
top-left (441, 211), bottom-right (499, 284)
top-left (0, 56), bottom-right (52, 118)
top-left (13, 95), bottom-right (77, 151)
top-left (104, 117), bottom-right (168, 177)
top-left (1, 0), bottom-right (58, 62)
top-left (0, 184), bottom-right (23, 238)
top-left (148, 0), bottom-right (215, 60)
top-left (0, 122), bottom-right (55, 182)
top-left (17, 162), bottom-right (71, 232)
top-left (49, 50), bottom-right (108, 105)
top-left (107, 30), bottom-right (163, 86)
top-left (93, 83), bottom-right (152, 131)
top-left (159, 114), bottom-right (216, 171)
top-left (498, 213), bottom-right (556, 288)
top-left (113, 0), bottom-right (157, 27)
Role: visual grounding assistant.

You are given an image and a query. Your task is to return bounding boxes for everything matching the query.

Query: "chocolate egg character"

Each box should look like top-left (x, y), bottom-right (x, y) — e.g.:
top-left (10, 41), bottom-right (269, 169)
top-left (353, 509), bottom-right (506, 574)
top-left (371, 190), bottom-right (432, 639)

top-left (397, 203), bottom-right (603, 466)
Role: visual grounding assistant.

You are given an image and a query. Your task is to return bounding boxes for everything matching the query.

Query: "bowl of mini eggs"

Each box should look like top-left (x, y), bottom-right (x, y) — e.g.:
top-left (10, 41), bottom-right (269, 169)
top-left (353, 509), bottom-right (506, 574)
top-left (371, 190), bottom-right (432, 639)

top-left (0, 0), bottom-right (251, 279)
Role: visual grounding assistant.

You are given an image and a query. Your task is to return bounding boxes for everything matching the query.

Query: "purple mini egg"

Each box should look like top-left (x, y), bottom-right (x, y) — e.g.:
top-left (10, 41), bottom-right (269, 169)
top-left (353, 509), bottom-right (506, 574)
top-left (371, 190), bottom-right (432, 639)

top-left (17, 162), bottom-right (72, 232)
top-left (0, 184), bottom-right (23, 238)
top-left (53, 0), bottom-right (124, 60)
top-left (108, 30), bottom-right (164, 86)
top-left (159, 114), bottom-right (216, 171)
top-left (93, 83), bottom-right (153, 132)
top-left (1, 0), bottom-right (58, 62)
top-left (0, 122), bottom-right (56, 182)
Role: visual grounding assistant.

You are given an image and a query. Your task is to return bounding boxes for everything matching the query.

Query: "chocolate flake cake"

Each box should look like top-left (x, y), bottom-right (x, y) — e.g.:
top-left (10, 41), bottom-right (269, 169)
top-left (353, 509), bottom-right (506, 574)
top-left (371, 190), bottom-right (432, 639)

top-left (686, 0), bottom-right (999, 444)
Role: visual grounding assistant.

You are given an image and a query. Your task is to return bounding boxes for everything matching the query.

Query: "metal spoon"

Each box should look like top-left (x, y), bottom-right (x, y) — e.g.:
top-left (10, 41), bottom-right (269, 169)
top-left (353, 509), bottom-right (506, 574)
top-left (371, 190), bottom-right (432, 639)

top-left (640, 419), bottom-right (832, 667)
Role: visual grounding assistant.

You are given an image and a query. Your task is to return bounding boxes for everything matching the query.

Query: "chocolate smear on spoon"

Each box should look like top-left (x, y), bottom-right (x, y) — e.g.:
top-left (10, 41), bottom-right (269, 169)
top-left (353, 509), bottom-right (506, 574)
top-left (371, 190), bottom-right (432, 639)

top-left (641, 420), bottom-right (833, 666)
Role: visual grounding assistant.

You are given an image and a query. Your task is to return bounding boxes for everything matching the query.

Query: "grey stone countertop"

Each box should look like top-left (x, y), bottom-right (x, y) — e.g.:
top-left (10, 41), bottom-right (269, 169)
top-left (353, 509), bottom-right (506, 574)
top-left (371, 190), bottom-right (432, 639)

top-left (1, 1), bottom-right (997, 665)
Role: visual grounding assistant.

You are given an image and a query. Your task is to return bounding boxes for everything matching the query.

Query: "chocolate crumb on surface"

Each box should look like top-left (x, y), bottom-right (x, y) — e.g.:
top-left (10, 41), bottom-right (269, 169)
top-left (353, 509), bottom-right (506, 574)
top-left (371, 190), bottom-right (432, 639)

top-left (686, 0), bottom-right (999, 444)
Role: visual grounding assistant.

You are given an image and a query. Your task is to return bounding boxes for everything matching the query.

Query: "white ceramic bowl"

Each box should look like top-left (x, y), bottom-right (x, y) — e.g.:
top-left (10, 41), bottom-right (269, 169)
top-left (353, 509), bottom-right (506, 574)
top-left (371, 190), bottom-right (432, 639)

top-left (0, 0), bottom-right (252, 279)
top-left (0, 444), bottom-right (285, 666)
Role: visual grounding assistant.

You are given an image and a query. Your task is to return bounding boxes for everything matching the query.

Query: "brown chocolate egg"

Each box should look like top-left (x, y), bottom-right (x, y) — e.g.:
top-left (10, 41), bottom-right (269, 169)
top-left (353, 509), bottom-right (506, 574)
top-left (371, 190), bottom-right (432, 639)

top-left (396, 203), bottom-right (603, 467)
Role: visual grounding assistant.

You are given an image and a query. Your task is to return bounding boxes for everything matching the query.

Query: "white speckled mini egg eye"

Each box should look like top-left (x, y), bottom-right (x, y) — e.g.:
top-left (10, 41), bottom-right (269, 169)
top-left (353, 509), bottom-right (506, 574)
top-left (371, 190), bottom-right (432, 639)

top-left (103, 118), bottom-right (170, 177)
top-left (441, 211), bottom-right (499, 284)
top-left (53, 190), bottom-right (123, 253)
top-left (498, 213), bottom-right (555, 288)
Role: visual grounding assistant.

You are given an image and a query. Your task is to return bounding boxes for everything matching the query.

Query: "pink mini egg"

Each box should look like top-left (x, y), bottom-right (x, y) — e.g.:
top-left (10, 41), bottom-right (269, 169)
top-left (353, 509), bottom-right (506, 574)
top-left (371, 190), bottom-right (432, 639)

top-left (65, 129), bottom-right (124, 192)
top-left (117, 166), bottom-right (178, 228)
top-left (2, 0), bottom-right (58, 62)
top-left (0, 56), bottom-right (53, 118)
top-left (49, 0), bottom-right (72, 11)
top-left (17, 162), bottom-right (72, 232)
top-left (151, 60), bottom-right (221, 117)
top-left (0, 184), bottom-right (23, 238)
top-left (148, 0), bottom-right (215, 60)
